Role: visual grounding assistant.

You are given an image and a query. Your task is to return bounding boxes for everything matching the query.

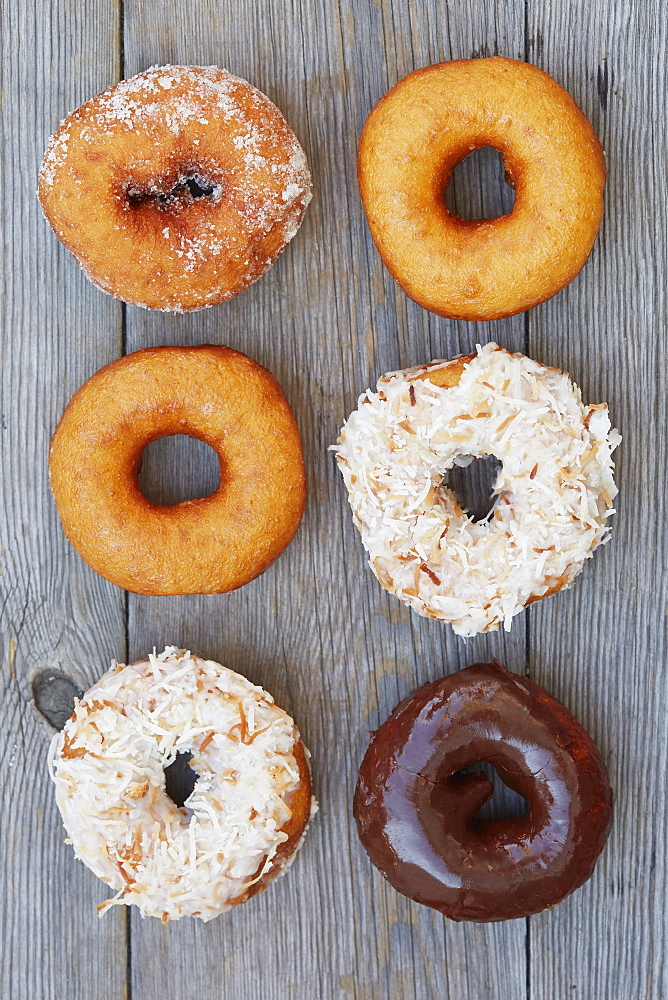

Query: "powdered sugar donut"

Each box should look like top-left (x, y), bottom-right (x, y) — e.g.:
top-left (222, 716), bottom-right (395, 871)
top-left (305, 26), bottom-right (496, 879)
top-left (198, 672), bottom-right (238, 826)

top-left (38, 65), bottom-right (311, 311)
top-left (49, 647), bottom-right (316, 922)
top-left (335, 344), bottom-right (620, 637)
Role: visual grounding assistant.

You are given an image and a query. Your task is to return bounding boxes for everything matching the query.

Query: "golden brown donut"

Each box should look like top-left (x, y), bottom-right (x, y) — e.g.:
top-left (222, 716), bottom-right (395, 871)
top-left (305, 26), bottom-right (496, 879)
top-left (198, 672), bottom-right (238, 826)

top-left (358, 57), bottom-right (606, 320)
top-left (38, 65), bottom-right (311, 311)
top-left (49, 345), bottom-right (306, 595)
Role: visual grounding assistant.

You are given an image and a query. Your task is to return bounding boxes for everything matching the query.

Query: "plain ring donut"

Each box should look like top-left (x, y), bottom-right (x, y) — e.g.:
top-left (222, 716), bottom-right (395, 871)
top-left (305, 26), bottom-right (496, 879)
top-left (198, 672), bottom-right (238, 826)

top-left (38, 65), bottom-right (311, 311)
top-left (49, 345), bottom-right (306, 595)
top-left (335, 344), bottom-right (620, 637)
top-left (358, 57), bottom-right (606, 320)
top-left (354, 661), bottom-right (612, 922)
top-left (49, 647), bottom-right (317, 922)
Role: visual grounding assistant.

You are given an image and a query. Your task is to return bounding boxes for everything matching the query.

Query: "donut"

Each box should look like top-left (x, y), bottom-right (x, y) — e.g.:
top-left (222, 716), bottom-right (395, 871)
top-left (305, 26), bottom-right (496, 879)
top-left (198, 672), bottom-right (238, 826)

top-left (358, 57), bottom-right (606, 320)
top-left (48, 647), bottom-right (317, 921)
top-left (354, 661), bottom-right (612, 921)
top-left (49, 345), bottom-right (306, 595)
top-left (334, 343), bottom-right (620, 637)
top-left (38, 65), bottom-right (311, 311)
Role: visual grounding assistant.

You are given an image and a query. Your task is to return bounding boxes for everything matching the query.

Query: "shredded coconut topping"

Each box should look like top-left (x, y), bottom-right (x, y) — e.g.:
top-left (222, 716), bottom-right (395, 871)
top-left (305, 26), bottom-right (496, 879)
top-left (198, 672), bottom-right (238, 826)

top-left (334, 344), bottom-right (621, 637)
top-left (49, 647), bottom-right (316, 921)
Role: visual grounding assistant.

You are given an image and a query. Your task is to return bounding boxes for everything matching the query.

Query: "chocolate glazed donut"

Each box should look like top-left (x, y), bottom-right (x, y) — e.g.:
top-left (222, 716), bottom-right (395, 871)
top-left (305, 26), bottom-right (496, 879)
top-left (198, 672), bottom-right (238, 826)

top-left (354, 662), bottom-right (612, 921)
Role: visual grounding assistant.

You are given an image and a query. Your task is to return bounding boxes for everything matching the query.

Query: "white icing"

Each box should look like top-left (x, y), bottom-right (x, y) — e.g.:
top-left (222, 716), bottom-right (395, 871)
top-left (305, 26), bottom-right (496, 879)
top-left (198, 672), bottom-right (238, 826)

top-left (334, 344), bottom-right (621, 637)
top-left (49, 647), bottom-right (316, 921)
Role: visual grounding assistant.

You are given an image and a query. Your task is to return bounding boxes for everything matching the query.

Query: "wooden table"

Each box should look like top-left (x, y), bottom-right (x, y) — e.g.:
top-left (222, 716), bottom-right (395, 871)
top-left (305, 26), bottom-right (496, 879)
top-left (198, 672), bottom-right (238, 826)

top-left (2, 1), bottom-right (665, 997)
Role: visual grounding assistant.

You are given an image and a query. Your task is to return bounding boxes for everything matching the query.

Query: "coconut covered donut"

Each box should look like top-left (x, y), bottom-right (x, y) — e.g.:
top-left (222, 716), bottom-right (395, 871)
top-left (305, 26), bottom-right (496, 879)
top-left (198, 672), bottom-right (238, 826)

top-left (48, 647), bottom-right (317, 922)
top-left (358, 57), bottom-right (606, 320)
top-left (49, 345), bottom-right (306, 596)
top-left (38, 65), bottom-right (311, 311)
top-left (335, 344), bottom-right (620, 637)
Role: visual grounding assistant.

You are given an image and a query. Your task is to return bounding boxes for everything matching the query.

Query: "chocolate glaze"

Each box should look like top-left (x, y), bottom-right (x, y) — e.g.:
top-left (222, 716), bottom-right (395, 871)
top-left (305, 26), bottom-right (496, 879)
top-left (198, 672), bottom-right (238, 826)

top-left (354, 662), bottom-right (612, 921)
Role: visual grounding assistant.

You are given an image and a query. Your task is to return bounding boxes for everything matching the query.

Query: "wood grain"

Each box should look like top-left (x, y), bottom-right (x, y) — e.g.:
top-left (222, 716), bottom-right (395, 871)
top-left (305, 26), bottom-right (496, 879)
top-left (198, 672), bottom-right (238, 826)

top-left (123, 2), bottom-right (527, 998)
top-left (2, 0), bottom-right (665, 997)
top-left (0, 2), bottom-right (128, 999)
top-left (526, 3), bottom-right (668, 999)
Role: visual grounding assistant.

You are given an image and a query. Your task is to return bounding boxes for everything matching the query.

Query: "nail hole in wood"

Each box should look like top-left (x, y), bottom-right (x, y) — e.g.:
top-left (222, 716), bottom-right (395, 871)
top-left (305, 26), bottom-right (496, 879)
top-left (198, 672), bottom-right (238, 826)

top-left (32, 670), bottom-right (84, 730)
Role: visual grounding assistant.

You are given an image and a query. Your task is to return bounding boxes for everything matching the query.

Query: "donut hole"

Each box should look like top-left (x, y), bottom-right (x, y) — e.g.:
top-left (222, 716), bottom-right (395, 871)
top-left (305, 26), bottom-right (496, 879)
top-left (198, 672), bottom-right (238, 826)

top-left (125, 171), bottom-right (222, 212)
top-left (452, 761), bottom-right (528, 823)
top-left (137, 434), bottom-right (221, 506)
top-left (164, 750), bottom-right (199, 808)
top-left (444, 454), bottom-right (503, 522)
top-left (443, 146), bottom-right (515, 221)
top-left (183, 174), bottom-right (220, 200)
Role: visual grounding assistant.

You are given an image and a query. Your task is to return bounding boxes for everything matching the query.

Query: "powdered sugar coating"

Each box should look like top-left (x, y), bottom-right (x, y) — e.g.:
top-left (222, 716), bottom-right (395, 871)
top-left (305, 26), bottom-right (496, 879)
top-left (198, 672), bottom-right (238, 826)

top-left (49, 647), bottom-right (316, 921)
top-left (335, 344), bottom-right (621, 637)
top-left (39, 66), bottom-right (312, 311)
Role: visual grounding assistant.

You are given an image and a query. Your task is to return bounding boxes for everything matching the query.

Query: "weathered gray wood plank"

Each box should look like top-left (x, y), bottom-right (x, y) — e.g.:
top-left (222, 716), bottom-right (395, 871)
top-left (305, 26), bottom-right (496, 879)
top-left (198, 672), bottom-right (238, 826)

top-left (527, 3), bottom-right (668, 999)
top-left (3, 0), bottom-right (664, 997)
top-left (124, 2), bottom-right (528, 999)
top-left (0, 2), bottom-right (127, 999)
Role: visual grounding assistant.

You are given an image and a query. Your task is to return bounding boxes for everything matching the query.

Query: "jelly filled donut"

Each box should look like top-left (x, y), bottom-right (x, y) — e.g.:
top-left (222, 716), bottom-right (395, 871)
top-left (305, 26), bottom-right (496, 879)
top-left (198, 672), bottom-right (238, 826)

top-left (39, 65), bottom-right (311, 311)
top-left (354, 661), bottom-right (612, 921)
top-left (358, 57), bottom-right (605, 320)
top-left (49, 345), bottom-right (306, 595)
top-left (49, 647), bottom-right (317, 921)
top-left (335, 344), bottom-right (620, 637)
